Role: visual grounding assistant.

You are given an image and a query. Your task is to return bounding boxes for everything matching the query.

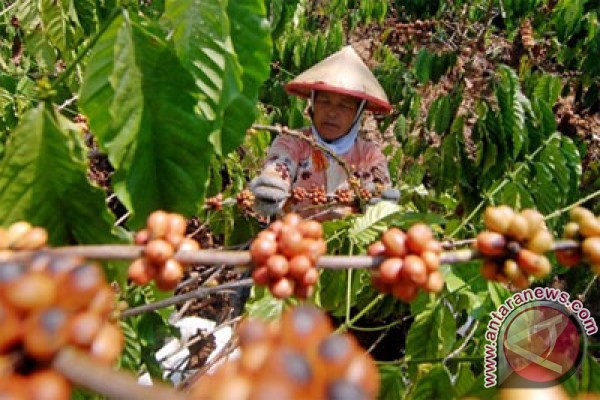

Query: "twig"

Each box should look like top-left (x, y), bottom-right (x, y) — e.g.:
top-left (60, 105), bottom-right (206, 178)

top-left (4, 239), bottom-right (582, 271)
top-left (443, 320), bottom-right (480, 364)
top-left (580, 275), bottom-right (598, 303)
top-left (53, 347), bottom-right (187, 400)
top-left (120, 279), bottom-right (253, 318)
top-left (544, 188), bottom-right (600, 220)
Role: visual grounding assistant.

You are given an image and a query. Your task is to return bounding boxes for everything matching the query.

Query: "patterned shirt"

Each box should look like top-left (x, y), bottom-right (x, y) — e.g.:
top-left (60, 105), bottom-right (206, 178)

top-left (259, 129), bottom-right (391, 219)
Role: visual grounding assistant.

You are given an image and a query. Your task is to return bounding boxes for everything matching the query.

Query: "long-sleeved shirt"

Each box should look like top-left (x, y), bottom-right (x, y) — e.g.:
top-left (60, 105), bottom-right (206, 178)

top-left (259, 129), bottom-right (391, 219)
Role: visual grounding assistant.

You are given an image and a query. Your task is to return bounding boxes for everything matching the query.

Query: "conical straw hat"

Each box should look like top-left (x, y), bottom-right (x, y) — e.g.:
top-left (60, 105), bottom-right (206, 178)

top-left (285, 46), bottom-right (392, 114)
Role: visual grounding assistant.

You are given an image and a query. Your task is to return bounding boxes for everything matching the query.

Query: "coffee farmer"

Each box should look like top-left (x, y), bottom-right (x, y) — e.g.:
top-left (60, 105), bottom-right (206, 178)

top-left (250, 46), bottom-right (399, 218)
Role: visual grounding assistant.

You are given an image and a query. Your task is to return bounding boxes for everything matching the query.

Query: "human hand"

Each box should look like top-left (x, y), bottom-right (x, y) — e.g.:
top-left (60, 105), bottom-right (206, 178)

top-left (249, 175), bottom-right (289, 216)
top-left (368, 188), bottom-right (400, 205)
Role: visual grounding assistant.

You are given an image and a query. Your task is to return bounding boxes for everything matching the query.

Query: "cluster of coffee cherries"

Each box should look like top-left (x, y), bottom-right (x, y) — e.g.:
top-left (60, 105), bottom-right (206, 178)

top-left (236, 189), bottom-right (255, 211)
top-left (190, 305), bottom-right (379, 400)
top-left (556, 207), bottom-right (600, 274)
top-left (205, 193), bottom-right (224, 211)
top-left (0, 221), bottom-right (48, 253)
top-left (0, 254), bottom-right (122, 399)
top-left (128, 210), bottom-right (200, 291)
top-left (368, 224), bottom-right (445, 303)
top-left (477, 206), bottom-right (553, 289)
top-left (250, 213), bottom-right (326, 299)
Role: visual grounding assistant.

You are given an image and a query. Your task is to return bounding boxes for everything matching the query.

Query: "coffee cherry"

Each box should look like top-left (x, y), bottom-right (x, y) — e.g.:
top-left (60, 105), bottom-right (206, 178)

top-left (423, 271), bottom-right (444, 293)
top-left (288, 255), bottom-right (312, 279)
top-left (555, 249), bottom-right (582, 267)
top-left (266, 255), bottom-right (289, 279)
top-left (68, 311), bottom-right (103, 348)
top-left (3, 272), bottom-right (56, 313)
top-left (269, 277), bottom-right (294, 299)
top-left (507, 214), bottom-right (529, 241)
top-left (526, 230), bottom-right (553, 253)
top-left (6, 221), bottom-right (32, 249)
top-left (88, 287), bottom-right (117, 317)
top-left (378, 258), bottom-right (403, 283)
top-left (391, 280), bottom-right (418, 302)
top-left (484, 206), bottom-right (514, 234)
top-left (90, 322), bottom-right (124, 364)
top-left (0, 303), bottom-right (21, 352)
top-left (381, 228), bottom-right (407, 257)
top-left (23, 308), bottom-right (69, 360)
top-left (27, 370), bottom-right (71, 400)
top-left (278, 228), bottom-right (304, 258)
top-left (580, 217), bottom-right (600, 238)
top-left (293, 284), bottom-right (314, 299)
top-left (282, 213), bottom-right (302, 227)
top-left (476, 232), bottom-right (507, 256)
top-left (56, 263), bottom-right (104, 311)
top-left (406, 223), bottom-right (434, 255)
top-left (298, 220), bottom-right (323, 240)
top-left (178, 238), bottom-right (200, 252)
top-left (344, 353), bottom-right (380, 398)
top-left (155, 259), bottom-right (184, 291)
top-left (13, 227), bottom-right (48, 250)
top-left (517, 249), bottom-right (551, 278)
top-left (400, 255), bottom-right (427, 286)
top-left (167, 214), bottom-right (187, 239)
top-left (582, 237), bottom-right (600, 264)
top-left (281, 305), bottom-right (332, 347)
top-left (0, 261), bottom-right (25, 286)
top-left (128, 258), bottom-right (156, 285)
top-left (562, 222), bottom-right (579, 240)
top-left (250, 237), bottom-right (277, 265)
top-left (570, 207), bottom-right (594, 224)
top-left (520, 209), bottom-right (545, 237)
top-left (251, 266), bottom-right (270, 285)
top-left (503, 259), bottom-right (521, 281)
top-left (147, 210), bottom-right (169, 239)
top-left (134, 229), bottom-right (150, 245)
top-left (301, 268), bottom-right (319, 286)
top-left (422, 251), bottom-right (440, 272)
top-left (144, 239), bottom-right (174, 264)
top-left (326, 379), bottom-right (368, 400)
top-left (367, 241), bottom-right (386, 256)
top-left (480, 260), bottom-right (499, 280)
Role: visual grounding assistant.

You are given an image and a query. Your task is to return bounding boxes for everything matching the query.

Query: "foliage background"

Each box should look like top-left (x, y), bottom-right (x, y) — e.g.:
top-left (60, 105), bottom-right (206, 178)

top-left (0, 0), bottom-right (599, 398)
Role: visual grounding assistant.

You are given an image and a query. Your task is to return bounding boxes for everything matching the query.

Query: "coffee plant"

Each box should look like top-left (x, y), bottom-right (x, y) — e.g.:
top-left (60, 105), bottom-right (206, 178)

top-left (1, 0), bottom-right (600, 399)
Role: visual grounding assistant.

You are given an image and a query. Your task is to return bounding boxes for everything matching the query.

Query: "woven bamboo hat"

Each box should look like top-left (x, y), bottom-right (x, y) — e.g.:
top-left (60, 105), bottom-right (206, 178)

top-left (285, 46), bottom-right (392, 114)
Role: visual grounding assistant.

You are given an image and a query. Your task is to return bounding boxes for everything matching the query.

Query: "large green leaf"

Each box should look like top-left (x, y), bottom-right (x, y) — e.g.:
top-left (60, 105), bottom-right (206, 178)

top-left (79, 13), bottom-right (213, 228)
top-left (220, 0), bottom-right (272, 155)
top-left (405, 301), bottom-right (456, 361)
top-left (496, 66), bottom-right (532, 160)
top-left (409, 365), bottom-right (453, 400)
top-left (162, 0), bottom-right (243, 154)
top-left (348, 202), bottom-right (401, 245)
top-left (378, 365), bottom-right (406, 400)
top-left (0, 103), bottom-right (117, 245)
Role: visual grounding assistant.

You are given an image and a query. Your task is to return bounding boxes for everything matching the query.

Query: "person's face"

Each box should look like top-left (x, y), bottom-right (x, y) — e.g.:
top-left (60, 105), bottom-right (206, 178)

top-left (312, 91), bottom-right (360, 141)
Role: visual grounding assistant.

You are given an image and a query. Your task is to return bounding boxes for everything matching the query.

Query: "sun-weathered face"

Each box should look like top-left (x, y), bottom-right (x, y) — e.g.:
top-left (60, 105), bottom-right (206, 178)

top-left (312, 91), bottom-right (360, 141)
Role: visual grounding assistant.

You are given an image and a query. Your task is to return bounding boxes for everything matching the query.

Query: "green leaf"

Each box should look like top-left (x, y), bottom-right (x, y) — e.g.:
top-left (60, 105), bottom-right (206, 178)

top-left (220, 0), bottom-right (272, 155)
top-left (496, 66), bottom-right (531, 160)
top-left (79, 13), bottom-right (213, 228)
top-left (378, 365), bottom-right (406, 400)
top-left (409, 365), bottom-right (453, 400)
top-left (453, 364), bottom-right (477, 398)
top-left (348, 202), bottom-right (401, 245)
top-left (405, 302), bottom-right (456, 360)
top-left (581, 354), bottom-right (600, 392)
top-left (317, 269), bottom-right (348, 316)
top-left (533, 74), bottom-right (562, 106)
top-left (553, 0), bottom-right (587, 41)
top-left (162, 0), bottom-right (243, 155)
top-left (0, 104), bottom-right (118, 245)
top-left (244, 286), bottom-right (285, 320)
top-left (414, 49), bottom-right (432, 83)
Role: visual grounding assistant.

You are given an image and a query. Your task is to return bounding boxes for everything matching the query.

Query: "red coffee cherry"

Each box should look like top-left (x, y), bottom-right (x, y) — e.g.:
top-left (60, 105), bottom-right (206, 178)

top-left (476, 231), bottom-right (507, 256)
top-left (68, 311), bottom-right (103, 348)
top-left (144, 239), bottom-right (174, 264)
top-left (406, 223), bottom-right (434, 255)
top-left (250, 237), bottom-right (278, 265)
top-left (27, 370), bottom-right (71, 400)
top-left (90, 322), bottom-right (124, 364)
top-left (381, 228), bottom-right (407, 257)
top-left (155, 259), bottom-right (184, 291)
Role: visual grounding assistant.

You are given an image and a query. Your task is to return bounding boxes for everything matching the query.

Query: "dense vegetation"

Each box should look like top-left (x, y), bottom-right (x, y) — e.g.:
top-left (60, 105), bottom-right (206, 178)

top-left (0, 0), bottom-right (599, 398)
